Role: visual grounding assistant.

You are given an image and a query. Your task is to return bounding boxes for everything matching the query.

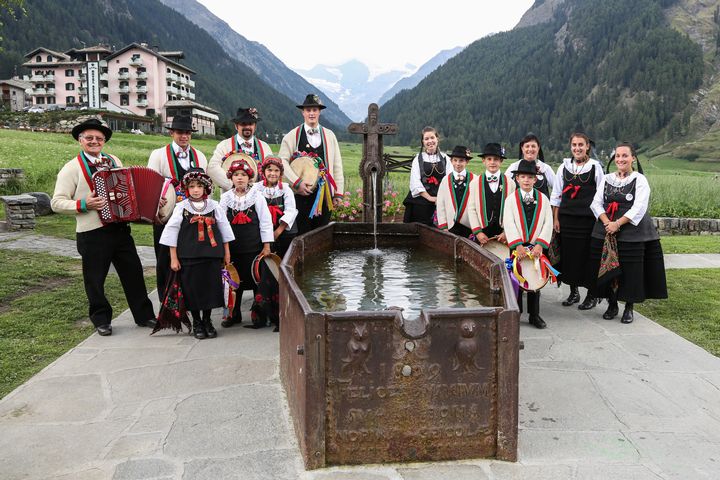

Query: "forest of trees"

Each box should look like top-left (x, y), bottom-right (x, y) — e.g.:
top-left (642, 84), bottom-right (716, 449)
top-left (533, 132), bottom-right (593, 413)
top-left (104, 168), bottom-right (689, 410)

top-left (0, 0), bottom-right (323, 135)
top-left (381, 0), bottom-right (704, 155)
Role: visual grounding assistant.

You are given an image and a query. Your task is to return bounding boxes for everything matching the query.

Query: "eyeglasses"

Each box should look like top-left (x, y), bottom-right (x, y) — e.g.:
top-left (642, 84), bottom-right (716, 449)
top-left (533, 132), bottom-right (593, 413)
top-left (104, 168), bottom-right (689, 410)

top-left (81, 135), bottom-right (106, 142)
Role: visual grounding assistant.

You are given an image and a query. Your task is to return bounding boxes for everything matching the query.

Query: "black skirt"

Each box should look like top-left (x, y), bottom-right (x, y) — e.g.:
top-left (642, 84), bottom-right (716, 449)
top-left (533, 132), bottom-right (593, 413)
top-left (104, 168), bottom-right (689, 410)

top-left (232, 250), bottom-right (261, 293)
top-left (588, 237), bottom-right (668, 303)
top-left (402, 192), bottom-right (435, 225)
top-left (557, 214), bottom-right (595, 288)
top-left (179, 257), bottom-right (224, 310)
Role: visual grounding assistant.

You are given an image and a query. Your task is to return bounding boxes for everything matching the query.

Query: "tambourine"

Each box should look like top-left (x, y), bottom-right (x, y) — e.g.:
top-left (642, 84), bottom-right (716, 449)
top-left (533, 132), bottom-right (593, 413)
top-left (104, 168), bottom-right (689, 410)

top-left (482, 239), bottom-right (509, 260)
top-left (221, 151), bottom-right (259, 182)
top-left (156, 178), bottom-right (177, 224)
top-left (513, 255), bottom-right (550, 292)
top-left (289, 155), bottom-right (320, 191)
top-left (251, 253), bottom-right (282, 285)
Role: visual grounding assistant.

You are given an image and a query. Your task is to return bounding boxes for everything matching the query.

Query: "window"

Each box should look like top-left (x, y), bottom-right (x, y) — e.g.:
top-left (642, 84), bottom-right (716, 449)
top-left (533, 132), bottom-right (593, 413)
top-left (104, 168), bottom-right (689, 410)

top-left (47, 96), bottom-right (55, 104)
top-left (36, 97), bottom-right (45, 104)
top-left (35, 55), bottom-right (41, 62)
top-left (65, 83), bottom-right (74, 91)
top-left (46, 55), bottom-right (53, 62)
top-left (65, 69), bottom-right (74, 77)
top-left (66, 96), bottom-right (75, 104)
top-left (120, 94), bottom-right (129, 106)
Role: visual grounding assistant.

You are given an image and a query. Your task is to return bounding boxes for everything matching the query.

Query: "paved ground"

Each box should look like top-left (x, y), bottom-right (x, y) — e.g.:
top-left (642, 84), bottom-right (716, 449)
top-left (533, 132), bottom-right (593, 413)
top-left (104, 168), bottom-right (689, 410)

top-left (1, 231), bottom-right (719, 479)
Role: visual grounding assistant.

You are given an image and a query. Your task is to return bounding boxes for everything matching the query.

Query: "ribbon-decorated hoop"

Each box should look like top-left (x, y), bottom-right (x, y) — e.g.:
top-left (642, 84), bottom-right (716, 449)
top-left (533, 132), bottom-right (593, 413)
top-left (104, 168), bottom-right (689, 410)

top-left (510, 247), bottom-right (559, 292)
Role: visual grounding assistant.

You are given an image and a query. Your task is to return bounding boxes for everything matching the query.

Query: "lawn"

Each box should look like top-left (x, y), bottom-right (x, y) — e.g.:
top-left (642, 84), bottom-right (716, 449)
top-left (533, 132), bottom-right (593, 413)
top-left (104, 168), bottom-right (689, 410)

top-left (660, 235), bottom-right (720, 254)
top-left (0, 249), bottom-right (155, 399)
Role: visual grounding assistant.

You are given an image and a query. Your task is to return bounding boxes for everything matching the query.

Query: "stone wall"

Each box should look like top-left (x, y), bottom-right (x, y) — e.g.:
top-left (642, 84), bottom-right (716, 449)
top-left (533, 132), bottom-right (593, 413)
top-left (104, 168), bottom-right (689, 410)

top-left (0, 168), bottom-right (25, 187)
top-left (0, 194), bottom-right (37, 230)
top-left (653, 217), bottom-right (720, 235)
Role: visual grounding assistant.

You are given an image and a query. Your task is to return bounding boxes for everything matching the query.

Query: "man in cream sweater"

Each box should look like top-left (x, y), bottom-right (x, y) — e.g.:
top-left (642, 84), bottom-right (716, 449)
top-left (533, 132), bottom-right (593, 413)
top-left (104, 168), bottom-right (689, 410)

top-left (51, 119), bottom-right (156, 336)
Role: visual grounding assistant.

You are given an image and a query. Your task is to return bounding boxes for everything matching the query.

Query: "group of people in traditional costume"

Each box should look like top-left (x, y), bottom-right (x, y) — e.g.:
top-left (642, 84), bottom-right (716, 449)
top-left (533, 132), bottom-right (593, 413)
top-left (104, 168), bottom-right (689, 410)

top-left (52, 93), bottom-right (343, 338)
top-left (403, 129), bottom-right (667, 329)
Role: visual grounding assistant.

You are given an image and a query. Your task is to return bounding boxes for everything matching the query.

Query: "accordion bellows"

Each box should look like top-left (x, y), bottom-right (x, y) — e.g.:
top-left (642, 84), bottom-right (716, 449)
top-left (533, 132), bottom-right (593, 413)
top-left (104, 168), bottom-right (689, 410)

top-left (93, 167), bottom-right (165, 224)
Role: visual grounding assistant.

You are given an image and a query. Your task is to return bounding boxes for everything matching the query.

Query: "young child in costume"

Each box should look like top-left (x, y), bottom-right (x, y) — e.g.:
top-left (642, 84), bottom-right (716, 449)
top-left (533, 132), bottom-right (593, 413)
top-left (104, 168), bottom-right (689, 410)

top-left (160, 168), bottom-right (234, 339)
top-left (503, 160), bottom-right (554, 329)
top-left (468, 143), bottom-right (516, 245)
top-left (436, 145), bottom-right (474, 238)
top-left (219, 159), bottom-right (274, 329)
top-left (254, 155), bottom-right (298, 258)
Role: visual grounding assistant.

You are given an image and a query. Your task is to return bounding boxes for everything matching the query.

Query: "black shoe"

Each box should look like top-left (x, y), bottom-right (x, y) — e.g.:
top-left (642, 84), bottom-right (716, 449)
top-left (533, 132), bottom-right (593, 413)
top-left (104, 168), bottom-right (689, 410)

top-left (578, 294), bottom-right (599, 311)
top-left (193, 318), bottom-right (207, 339)
top-left (221, 314), bottom-right (241, 328)
top-left (529, 315), bottom-right (547, 329)
top-left (272, 326), bottom-right (280, 333)
top-left (136, 318), bottom-right (157, 328)
top-left (621, 304), bottom-right (634, 324)
top-left (205, 319), bottom-right (217, 338)
top-left (562, 287), bottom-right (580, 306)
top-left (96, 324), bottom-right (112, 336)
top-left (603, 302), bottom-right (619, 320)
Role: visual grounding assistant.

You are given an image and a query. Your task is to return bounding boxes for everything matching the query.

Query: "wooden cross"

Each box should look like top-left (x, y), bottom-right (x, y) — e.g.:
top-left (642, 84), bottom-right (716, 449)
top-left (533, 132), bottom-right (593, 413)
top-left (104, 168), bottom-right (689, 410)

top-left (348, 103), bottom-right (398, 222)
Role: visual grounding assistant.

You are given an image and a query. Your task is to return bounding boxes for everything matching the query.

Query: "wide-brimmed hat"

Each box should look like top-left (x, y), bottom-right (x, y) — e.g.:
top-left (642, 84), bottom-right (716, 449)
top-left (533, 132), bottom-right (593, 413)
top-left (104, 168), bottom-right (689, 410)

top-left (182, 167), bottom-right (213, 195)
top-left (167, 115), bottom-right (197, 132)
top-left (515, 159), bottom-right (538, 176)
top-left (296, 94), bottom-right (326, 110)
top-left (480, 143), bottom-right (506, 159)
top-left (222, 152), bottom-right (258, 181)
top-left (232, 107), bottom-right (260, 124)
top-left (72, 118), bottom-right (112, 141)
top-left (448, 145), bottom-right (473, 160)
top-left (289, 155), bottom-right (320, 190)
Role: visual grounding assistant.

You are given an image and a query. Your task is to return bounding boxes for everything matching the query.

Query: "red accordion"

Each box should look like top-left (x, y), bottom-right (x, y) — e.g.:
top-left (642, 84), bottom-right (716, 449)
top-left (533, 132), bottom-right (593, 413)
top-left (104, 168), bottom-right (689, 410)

top-left (93, 167), bottom-right (166, 225)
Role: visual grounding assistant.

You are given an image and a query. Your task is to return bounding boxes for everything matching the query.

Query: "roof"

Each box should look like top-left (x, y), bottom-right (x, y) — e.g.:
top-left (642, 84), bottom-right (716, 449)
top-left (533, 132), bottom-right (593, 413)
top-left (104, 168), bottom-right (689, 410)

top-left (23, 47), bottom-right (70, 61)
top-left (158, 51), bottom-right (184, 59)
top-left (0, 79), bottom-right (32, 89)
top-left (164, 99), bottom-right (219, 114)
top-left (71, 45), bottom-right (112, 53)
top-left (106, 43), bottom-right (196, 74)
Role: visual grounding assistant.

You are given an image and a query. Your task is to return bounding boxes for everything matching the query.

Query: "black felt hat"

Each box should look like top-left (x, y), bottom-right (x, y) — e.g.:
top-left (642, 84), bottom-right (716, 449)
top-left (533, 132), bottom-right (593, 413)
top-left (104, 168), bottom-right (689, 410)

top-left (448, 145), bottom-right (473, 160)
top-left (232, 107), bottom-right (260, 124)
top-left (167, 115), bottom-right (197, 132)
top-left (515, 159), bottom-right (538, 176)
top-left (296, 94), bottom-right (326, 110)
top-left (479, 143), bottom-right (506, 159)
top-left (71, 118), bottom-right (112, 141)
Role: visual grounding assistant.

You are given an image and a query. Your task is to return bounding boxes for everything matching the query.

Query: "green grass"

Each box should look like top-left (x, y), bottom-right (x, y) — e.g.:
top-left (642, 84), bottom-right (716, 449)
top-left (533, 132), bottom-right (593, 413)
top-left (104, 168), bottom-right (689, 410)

top-left (636, 269), bottom-right (720, 356)
top-left (0, 249), bottom-right (156, 399)
top-left (660, 235), bottom-right (720, 254)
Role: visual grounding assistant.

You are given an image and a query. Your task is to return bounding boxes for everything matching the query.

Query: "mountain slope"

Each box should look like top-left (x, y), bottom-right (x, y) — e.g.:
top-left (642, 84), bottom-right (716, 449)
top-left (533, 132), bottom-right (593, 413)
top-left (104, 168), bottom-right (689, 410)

top-left (297, 60), bottom-right (415, 121)
top-left (0, 0), bottom-right (306, 134)
top-left (380, 0), bottom-right (703, 153)
top-left (379, 47), bottom-right (463, 105)
top-left (156, 0), bottom-right (351, 128)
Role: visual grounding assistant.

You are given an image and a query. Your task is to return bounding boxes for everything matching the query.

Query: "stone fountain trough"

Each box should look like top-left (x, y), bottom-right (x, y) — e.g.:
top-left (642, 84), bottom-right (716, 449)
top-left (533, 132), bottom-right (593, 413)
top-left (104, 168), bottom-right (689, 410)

top-left (279, 222), bottom-right (520, 469)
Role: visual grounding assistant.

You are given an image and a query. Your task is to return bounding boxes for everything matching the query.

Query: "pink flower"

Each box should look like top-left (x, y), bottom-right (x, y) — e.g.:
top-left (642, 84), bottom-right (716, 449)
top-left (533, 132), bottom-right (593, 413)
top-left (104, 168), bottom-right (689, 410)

top-left (384, 200), bottom-right (391, 207)
top-left (340, 213), bottom-right (347, 219)
top-left (356, 188), bottom-right (362, 194)
top-left (351, 209), bottom-right (357, 215)
top-left (343, 201), bottom-right (350, 207)
top-left (348, 215), bottom-right (355, 221)
top-left (344, 191), bottom-right (350, 196)
top-left (391, 192), bottom-right (398, 198)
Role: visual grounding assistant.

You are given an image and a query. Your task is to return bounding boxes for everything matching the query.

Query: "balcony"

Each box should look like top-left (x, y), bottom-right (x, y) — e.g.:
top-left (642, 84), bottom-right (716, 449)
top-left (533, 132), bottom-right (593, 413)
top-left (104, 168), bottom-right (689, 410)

top-left (188, 92), bottom-right (196, 100)
top-left (129, 57), bottom-right (143, 67)
top-left (30, 75), bottom-right (45, 82)
top-left (136, 85), bottom-right (148, 93)
top-left (167, 72), bottom-right (179, 82)
top-left (45, 74), bottom-right (55, 82)
top-left (78, 87), bottom-right (87, 94)
top-left (33, 88), bottom-right (46, 95)
top-left (100, 87), bottom-right (109, 95)
top-left (136, 99), bottom-right (148, 107)
top-left (136, 71), bottom-right (147, 80)
top-left (117, 86), bottom-right (130, 94)
top-left (167, 85), bottom-right (179, 94)
top-left (118, 72), bottom-right (130, 80)
top-left (46, 88), bottom-right (55, 95)
top-left (100, 73), bottom-right (108, 81)
top-left (188, 79), bottom-right (195, 88)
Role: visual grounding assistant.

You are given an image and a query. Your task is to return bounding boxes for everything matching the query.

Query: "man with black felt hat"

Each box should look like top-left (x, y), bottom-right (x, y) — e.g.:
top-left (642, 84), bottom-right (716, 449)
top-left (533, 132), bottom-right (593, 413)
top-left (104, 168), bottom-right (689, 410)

top-left (208, 107), bottom-right (273, 191)
top-left (147, 115), bottom-right (208, 296)
top-left (51, 119), bottom-right (157, 336)
top-left (278, 94), bottom-right (345, 234)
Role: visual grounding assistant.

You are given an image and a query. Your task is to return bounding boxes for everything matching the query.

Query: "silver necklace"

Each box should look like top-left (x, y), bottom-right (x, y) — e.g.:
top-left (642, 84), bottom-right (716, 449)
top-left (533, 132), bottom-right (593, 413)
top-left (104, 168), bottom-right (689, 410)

top-left (189, 199), bottom-right (207, 213)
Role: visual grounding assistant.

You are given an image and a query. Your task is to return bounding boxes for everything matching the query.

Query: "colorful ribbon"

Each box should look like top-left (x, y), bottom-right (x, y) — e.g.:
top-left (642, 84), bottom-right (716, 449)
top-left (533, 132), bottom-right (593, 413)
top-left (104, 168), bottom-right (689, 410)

top-left (427, 176), bottom-right (439, 185)
top-left (309, 163), bottom-right (335, 218)
top-left (504, 256), bottom-right (521, 300)
top-left (510, 246), bottom-right (560, 290)
top-left (190, 215), bottom-right (217, 247)
top-left (231, 211), bottom-right (252, 225)
top-left (267, 205), bottom-right (284, 226)
top-left (562, 184), bottom-right (581, 199)
top-left (606, 201), bottom-right (619, 221)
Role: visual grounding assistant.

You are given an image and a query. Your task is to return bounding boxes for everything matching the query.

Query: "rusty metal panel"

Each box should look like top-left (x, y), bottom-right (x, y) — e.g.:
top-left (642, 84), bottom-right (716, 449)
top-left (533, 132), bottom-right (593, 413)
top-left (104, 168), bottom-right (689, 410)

top-left (495, 308), bottom-right (519, 461)
top-left (324, 309), bottom-right (500, 465)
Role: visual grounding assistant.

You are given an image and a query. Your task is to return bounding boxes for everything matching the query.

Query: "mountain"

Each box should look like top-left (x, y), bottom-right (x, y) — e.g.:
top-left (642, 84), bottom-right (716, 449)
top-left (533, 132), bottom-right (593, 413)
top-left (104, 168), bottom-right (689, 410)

top-left (0, 0), bottom-right (316, 135)
top-left (297, 60), bottom-right (416, 121)
top-left (156, 0), bottom-right (352, 129)
top-left (379, 47), bottom-right (463, 105)
top-left (380, 0), bottom-right (704, 154)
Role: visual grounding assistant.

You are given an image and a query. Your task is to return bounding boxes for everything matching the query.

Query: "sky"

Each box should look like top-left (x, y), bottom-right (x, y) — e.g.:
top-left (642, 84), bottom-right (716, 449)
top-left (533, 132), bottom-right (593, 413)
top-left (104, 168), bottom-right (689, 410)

top-left (197, 0), bottom-right (535, 73)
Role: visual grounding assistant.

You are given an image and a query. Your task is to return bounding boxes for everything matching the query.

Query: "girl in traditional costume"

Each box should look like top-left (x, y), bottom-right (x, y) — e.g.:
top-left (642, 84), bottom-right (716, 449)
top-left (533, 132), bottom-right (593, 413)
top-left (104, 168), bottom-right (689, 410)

top-left (505, 133), bottom-right (556, 199)
top-left (403, 127), bottom-right (452, 226)
top-left (551, 132), bottom-right (604, 310)
top-left (587, 143), bottom-right (667, 323)
top-left (219, 159), bottom-right (273, 328)
top-left (255, 156), bottom-right (298, 258)
top-left (160, 168), bottom-right (234, 339)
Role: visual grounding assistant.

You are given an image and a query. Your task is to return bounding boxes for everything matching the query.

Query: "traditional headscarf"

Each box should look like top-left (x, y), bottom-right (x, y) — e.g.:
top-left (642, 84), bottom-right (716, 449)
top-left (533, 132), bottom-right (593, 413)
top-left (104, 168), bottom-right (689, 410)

top-left (182, 167), bottom-right (213, 196)
top-left (260, 156), bottom-right (284, 187)
top-left (226, 159), bottom-right (255, 180)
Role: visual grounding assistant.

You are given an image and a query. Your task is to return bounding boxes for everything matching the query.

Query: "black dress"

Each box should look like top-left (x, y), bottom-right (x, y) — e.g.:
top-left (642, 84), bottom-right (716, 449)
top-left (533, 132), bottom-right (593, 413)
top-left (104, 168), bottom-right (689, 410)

top-left (587, 174), bottom-right (667, 303)
top-left (403, 153), bottom-right (447, 225)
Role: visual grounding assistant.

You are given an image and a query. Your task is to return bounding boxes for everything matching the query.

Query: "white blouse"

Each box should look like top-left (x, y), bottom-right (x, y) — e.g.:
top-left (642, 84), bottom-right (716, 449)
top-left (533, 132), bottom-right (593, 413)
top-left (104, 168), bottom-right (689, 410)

top-left (159, 198), bottom-right (235, 247)
top-left (219, 188), bottom-right (274, 243)
top-left (252, 182), bottom-right (298, 229)
top-left (409, 152), bottom-right (452, 197)
top-left (550, 158), bottom-right (605, 207)
top-left (590, 172), bottom-right (650, 226)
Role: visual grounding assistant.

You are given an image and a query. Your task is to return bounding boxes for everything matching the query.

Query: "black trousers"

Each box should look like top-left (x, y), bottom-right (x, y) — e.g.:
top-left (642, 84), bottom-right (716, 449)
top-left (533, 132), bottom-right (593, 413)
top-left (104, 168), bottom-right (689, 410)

top-left (76, 223), bottom-right (155, 327)
top-left (153, 223), bottom-right (170, 297)
top-left (295, 193), bottom-right (331, 235)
